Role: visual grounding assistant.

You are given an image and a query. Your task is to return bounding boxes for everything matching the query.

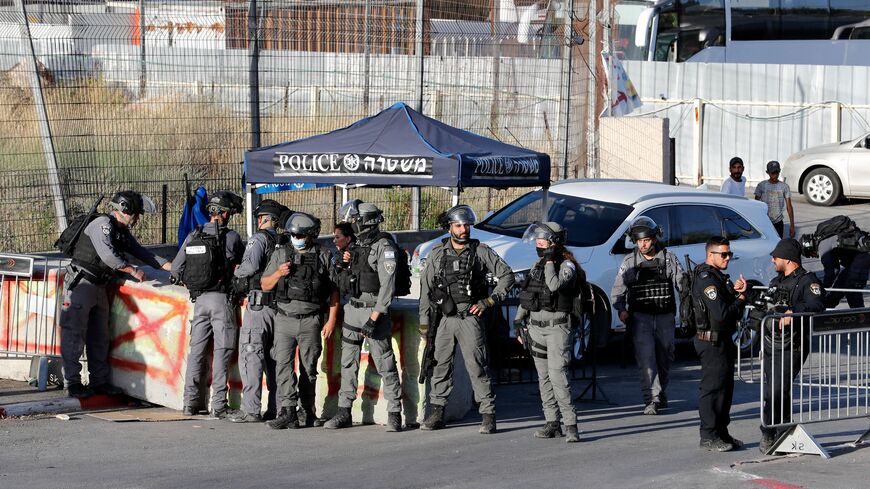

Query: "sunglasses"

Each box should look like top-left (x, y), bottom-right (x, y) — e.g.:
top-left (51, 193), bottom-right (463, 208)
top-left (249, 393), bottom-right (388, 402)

top-left (290, 233), bottom-right (307, 239)
top-left (709, 250), bottom-right (734, 259)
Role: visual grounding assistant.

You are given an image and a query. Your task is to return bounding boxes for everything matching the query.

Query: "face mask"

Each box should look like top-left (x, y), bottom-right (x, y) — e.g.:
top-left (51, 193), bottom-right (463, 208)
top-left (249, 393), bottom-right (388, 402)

top-left (536, 247), bottom-right (547, 257)
top-left (291, 237), bottom-right (307, 250)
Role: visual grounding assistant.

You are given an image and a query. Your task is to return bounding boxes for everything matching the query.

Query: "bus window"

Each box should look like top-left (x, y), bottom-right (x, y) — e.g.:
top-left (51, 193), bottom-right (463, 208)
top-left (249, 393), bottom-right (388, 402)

top-left (653, 0), bottom-right (724, 62)
top-left (780, 0), bottom-right (830, 39)
top-left (731, 0), bottom-right (781, 41)
top-left (831, 0), bottom-right (870, 29)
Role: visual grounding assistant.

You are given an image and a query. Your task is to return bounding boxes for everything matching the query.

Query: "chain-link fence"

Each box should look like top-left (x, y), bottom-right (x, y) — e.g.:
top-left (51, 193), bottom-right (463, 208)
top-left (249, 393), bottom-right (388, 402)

top-left (0, 0), bottom-right (595, 253)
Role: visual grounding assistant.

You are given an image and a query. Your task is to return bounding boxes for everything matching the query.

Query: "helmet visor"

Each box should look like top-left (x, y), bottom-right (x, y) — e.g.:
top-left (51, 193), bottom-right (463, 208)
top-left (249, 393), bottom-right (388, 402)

top-left (522, 222), bottom-right (554, 244)
top-left (446, 205), bottom-right (477, 226)
top-left (140, 194), bottom-right (157, 214)
top-left (337, 201), bottom-right (359, 223)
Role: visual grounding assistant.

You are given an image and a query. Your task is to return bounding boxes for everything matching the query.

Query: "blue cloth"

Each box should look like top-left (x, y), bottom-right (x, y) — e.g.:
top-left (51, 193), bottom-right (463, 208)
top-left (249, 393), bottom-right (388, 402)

top-left (177, 186), bottom-right (209, 248)
top-left (243, 102), bottom-right (550, 189)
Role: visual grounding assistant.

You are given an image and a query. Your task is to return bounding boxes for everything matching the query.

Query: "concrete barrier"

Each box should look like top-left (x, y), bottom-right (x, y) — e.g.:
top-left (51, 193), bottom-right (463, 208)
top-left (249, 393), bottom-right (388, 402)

top-left (1, 265), bottom-right (472, 424)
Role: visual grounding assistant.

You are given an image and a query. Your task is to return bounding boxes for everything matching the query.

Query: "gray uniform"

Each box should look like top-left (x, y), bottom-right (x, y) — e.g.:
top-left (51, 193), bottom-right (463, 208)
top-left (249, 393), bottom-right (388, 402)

top-left (336, 234), bottom-right (403, 414)
top-left (264, 244), bottom-right (333, 411)
top-left (419, 241), bottom-right (514, 414)
top-left (172, 221), bottom-right (244, 411)
top-left (60, 215), bottom-right (168, 388)
top-left (610, 247), bottom-right (682, 406)
top-left (233, 228), bottom-right (278, 416)
top-left (515, 260), bottom-right (578, 425)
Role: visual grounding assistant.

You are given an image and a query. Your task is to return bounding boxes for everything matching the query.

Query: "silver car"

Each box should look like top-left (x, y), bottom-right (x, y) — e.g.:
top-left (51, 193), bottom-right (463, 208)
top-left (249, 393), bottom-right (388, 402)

top-left (782, 132), bottom-right (870, 206)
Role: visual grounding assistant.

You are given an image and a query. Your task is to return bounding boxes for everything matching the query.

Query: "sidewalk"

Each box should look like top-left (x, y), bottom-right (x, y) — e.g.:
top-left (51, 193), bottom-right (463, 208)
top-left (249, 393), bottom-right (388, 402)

top-left (0, 379), bottom-right (127, 418)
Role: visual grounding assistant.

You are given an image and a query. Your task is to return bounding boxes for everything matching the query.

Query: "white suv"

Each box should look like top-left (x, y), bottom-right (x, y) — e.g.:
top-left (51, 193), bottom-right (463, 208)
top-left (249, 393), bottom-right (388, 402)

top-left (412, 179), bottom-right (779, 339)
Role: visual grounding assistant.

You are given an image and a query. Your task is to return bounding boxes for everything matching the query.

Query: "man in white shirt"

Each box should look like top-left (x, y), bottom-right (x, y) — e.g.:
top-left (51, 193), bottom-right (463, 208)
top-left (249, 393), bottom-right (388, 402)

top-left (720, 157), bottom-right (746, 197)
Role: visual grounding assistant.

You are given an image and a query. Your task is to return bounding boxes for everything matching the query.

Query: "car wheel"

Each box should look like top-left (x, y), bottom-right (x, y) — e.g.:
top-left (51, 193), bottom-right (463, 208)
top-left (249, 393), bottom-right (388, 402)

top-left (803, 168), bottom-right (842, 206)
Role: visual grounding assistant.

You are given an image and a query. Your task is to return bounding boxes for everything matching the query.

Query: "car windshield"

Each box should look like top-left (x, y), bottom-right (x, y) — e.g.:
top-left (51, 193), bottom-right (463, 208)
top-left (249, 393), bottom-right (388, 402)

top-left (477, 190), bottom-right (633, 247)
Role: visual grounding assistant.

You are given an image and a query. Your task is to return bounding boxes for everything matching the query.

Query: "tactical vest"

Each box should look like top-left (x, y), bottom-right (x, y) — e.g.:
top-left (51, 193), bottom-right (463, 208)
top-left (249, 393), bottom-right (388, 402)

top-left (762, 269), bottom-right (810, 348)
top-left (248, 229), bottom-right (278, 292)
top-left (71, 215), bottom-right (130, 285)
top-left (275, 244), bottom-right (329, 304)
top-left (627, 253), bottom-right (676, 314)
top-left (346, 233), bottom-right (389, 298)
top-left (519, 257), bottom-right (577, 313)
top-left (693, 266), bottom-right (735, 334)
top-left (439, 240), bottom-right (488, 304)
top-left (180, 226), bottom-right (229, 298)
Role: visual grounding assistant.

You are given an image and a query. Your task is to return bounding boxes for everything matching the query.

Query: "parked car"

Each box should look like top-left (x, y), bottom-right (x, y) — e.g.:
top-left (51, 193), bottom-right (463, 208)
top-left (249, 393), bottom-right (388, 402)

top-left (782, 132), bottom-right (870, 206)
top-left (411, 179), bottom-right (779, 344)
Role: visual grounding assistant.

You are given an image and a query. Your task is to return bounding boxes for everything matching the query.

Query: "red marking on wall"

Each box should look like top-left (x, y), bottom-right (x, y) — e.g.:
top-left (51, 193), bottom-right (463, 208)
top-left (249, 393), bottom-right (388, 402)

top-left (0, 270), bottom-right (63, 356)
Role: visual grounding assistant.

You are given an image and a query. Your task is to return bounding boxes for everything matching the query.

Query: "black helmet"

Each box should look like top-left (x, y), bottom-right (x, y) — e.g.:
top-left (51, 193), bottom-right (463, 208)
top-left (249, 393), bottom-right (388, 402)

top-left (338, 199), bottom-right (383, 234)
top-left (254, 199), bottom-right (287, 220)
top-left (522, 221), bottom-right (566, 246)
top-left (110, 191), bottom-right (156, 215)
top-left (438, 204), bottom-right (477, 229)
top-left (207, 190), bottom-right (244, 215)
top-left (627, 216), bottom-right (661, 242)
top-left (284, 212), bottom-right (321, 238)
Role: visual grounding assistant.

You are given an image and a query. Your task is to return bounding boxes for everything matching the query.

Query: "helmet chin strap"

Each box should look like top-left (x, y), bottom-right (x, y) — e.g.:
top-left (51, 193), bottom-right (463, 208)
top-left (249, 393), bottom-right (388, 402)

top-left (450, 231), bottom-right (469, 244)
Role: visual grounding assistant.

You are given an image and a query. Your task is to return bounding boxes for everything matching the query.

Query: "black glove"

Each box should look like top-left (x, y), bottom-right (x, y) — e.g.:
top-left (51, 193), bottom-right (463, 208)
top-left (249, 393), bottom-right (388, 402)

top-left (361, 318), bottom-right (377, 337)
top-left (541, 247), bottom-right (556, 261)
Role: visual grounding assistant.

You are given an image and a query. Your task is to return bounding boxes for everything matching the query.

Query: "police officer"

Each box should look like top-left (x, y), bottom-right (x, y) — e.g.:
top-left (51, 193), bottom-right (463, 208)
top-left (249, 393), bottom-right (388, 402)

top-left (227, 199), bottom-right (288, 423)
top-left (171, 190), bottom-right (245, 418)
top-left (819, 234), bottom-right (870, 309)
top-left (419, 204), bottom-right (514, 434)
top-left (692, 236), bottom-right (748, 452)
top-left (261, 212), bottom-right (339, 429)
top-left (610, 216), bottom-right (682, 415)
top-left (325, 200), bottom-right (404, 432)
top-left (758, 238), bottom-right (825, 453)
top-left (514, 222), bottom-right (583, 443)
top-left (61, 191), bottom-right (172, 398)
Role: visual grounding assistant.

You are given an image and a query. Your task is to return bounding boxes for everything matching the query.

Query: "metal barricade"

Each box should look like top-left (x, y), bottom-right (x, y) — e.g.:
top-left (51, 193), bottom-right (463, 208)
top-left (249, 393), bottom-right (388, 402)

top-left (0, 254), bottom-right (68, 389)
top-left (759, 308), bottom-right (870, 458)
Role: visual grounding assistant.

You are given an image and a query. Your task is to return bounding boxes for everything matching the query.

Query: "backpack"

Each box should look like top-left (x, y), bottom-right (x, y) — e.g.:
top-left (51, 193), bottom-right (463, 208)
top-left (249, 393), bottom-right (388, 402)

top-left (571, 265), bottom-right (590, 321)
top-left (377, 232), bottom-right (412, 297)
top-left (814, 215), bottom-right (858, 241)
top-left (232, 229), bottom-right (278, 297)
top-left (55, 213), bottom-right (100, 257)
top-left (678, 255), bottom-right (700, 330)
top-left (180, 226), bottom-right (227, 296)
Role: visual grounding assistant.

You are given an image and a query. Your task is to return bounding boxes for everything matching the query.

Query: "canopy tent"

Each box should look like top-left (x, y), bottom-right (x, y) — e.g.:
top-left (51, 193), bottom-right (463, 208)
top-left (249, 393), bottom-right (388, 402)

top-left (242, 102), bottom-right (551, 236)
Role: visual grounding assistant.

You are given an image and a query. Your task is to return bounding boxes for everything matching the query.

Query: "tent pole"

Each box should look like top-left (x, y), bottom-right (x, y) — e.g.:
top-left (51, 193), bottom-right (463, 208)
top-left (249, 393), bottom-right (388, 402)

top-left (245, 184), bottom-right (255, 239)
top-left (541, 186), bottom-right (549, 221)
top-left (342, 185), bottom-right (349, 204)
top-left (451, 187), bottom-right (460, 207)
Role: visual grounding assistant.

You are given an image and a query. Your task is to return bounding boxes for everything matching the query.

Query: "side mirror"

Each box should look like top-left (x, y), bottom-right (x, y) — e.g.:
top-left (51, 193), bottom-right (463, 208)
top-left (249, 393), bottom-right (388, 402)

top-left (634, 8), bottom-right (655, 47)
top-left (611, 235), bottom-right (634, 255)
top-left (864, 135), bottom-right (870, 149)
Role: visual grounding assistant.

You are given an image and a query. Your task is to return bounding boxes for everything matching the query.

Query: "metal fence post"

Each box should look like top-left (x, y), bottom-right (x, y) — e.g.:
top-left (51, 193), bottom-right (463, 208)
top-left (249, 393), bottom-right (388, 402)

top-left (692, 98), bottom-right (705, 185)
top-left (586, 0), bottom-right (599, 179)
top-left (138, 0), bottom-right (147, 99)
top-left (15, 0), bottom-right (67, 232)
top-left (248, 0), bottom-right (261, 150)
top-left (410, 0), bottom-right (424, 231)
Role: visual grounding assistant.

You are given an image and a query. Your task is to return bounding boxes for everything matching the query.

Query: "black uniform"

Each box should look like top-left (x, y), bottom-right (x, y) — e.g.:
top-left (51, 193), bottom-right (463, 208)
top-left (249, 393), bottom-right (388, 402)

top-left (759, 267), bottom-right (825, 437)
top-left (691, 264), bottom-right (744, 444)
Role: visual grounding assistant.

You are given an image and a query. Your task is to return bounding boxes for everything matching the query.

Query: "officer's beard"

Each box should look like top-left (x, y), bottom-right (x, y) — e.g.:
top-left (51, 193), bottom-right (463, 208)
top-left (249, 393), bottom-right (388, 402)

top-left (450, 232), bottom-right (470, 245)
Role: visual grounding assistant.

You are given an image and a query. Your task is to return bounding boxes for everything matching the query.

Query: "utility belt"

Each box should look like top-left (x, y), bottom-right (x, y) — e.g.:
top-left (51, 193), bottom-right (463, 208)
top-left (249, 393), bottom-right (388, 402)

top-left (696, 330), bottom-right (720, 343)
top-left (275, 308), bottom-right (320, 320)
top-left (349, 298), bottom-right (377, 309)
top-left (528, 316), bottom-right (570, 328)
top-left (68, 262), bottom-right (114, 289)
top-left (246, 290), bottom-right (273, 311)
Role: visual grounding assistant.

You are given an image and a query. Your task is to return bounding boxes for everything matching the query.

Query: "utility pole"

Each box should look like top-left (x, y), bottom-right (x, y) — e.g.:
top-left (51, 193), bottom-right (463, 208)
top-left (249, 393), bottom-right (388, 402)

top-left (16, 0), bottom-right (68, 231)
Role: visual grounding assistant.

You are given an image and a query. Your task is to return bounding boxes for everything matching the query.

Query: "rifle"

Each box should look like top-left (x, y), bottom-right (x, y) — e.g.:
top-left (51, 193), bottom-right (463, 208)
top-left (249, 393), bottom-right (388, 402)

top-left (60, 193), bottom-right (105, 256)
top-left (418, 305), bottom-right (441, 384)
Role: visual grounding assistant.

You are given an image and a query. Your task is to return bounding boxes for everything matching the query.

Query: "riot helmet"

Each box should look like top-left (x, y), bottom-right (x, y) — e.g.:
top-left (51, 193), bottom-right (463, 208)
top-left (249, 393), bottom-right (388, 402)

top-left (110, 191), bottom-right (156, 215)
top-left (338, 199), bottom-right (383, 235)
top-left (284, 212), bottom-right (321, 238)
top-left (254, 199), bottom-right (286, 220)
top-left (439, 204), bottom-right (477, 244)
top-left (522, 221), bottom-right (566, 246)
top-left (627, 216), bottom-right (661, 243)
top-left (207, 190), bottom-right (244, 216)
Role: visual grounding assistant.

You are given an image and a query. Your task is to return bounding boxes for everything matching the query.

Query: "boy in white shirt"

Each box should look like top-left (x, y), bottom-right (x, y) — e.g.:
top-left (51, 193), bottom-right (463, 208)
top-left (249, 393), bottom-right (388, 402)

top-left (720, 157), bottom-right (746, 197)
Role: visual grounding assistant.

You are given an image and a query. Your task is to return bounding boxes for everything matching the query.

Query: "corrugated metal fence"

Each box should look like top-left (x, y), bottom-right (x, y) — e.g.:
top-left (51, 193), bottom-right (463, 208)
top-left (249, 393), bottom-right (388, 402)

top-left (623, 61), bottom-right (870, 186)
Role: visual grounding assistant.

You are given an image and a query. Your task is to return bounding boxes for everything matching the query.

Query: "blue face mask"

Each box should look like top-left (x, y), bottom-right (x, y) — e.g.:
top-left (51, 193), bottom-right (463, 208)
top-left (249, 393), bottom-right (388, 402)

top-left (291, 237), bottom-right (307, 249)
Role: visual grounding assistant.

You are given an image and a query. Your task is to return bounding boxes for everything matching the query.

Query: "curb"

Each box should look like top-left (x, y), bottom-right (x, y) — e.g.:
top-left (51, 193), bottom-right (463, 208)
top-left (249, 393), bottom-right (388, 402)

top-left (0, 394), bottom-right (127, 418)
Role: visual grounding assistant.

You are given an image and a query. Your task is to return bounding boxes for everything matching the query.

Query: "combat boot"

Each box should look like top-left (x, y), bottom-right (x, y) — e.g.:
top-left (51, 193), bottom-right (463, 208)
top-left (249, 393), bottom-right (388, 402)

top-left (267, 407), bottom-right (299, 430)
top-left (421, 405), bottom-right (445, 431)
top-left (298, 406), bottom-right (322, 428)
top-left (534, 421), bottom-right (564, 439)
top-left (386, 412), bottom-right (402, 432)
top-left (67, 383), bottom-right (94, 399)
top-left (479, 414), bottom-right (496, 434)
top-left (565, 425), bottom-right (580, 443)
top-left (323, 407), bottom-right (352, 429)
top-left (759, 430), bottom-right (777, 454)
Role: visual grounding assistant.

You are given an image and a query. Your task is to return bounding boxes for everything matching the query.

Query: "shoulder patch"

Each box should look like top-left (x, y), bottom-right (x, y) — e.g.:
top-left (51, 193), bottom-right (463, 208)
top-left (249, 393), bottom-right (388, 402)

top-left (810, 283), bottom-right (821, 295)
top-left (101, 224), bottom-right (112, 236)
top-left (384, 261), bottom-right (396, 275)
top-left (564, 261), bottom-right (576, 270)
top-left (698, 271), bottom-right (710, 279)
top-left (384, 250), bottom-right (396, 260)
top-left (704, 285), bottom-right (717, 300)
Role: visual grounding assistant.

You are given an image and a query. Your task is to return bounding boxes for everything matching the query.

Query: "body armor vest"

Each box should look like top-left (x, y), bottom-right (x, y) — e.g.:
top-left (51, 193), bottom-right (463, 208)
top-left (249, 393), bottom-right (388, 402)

top-left (248, 229), bottom-right (277, 292)
top-left (346, 233), bottom-right (388, 298)
top-left (519, 257), bottom-right (576, 313)
top-left (71, 215), bottom-right (129, 285)
top-left (439, 240), bottom-right (488, 304)
top-left (627, 253), bottom-right (676, 314)
top-left (275, 244), bottom-right (328, 304)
